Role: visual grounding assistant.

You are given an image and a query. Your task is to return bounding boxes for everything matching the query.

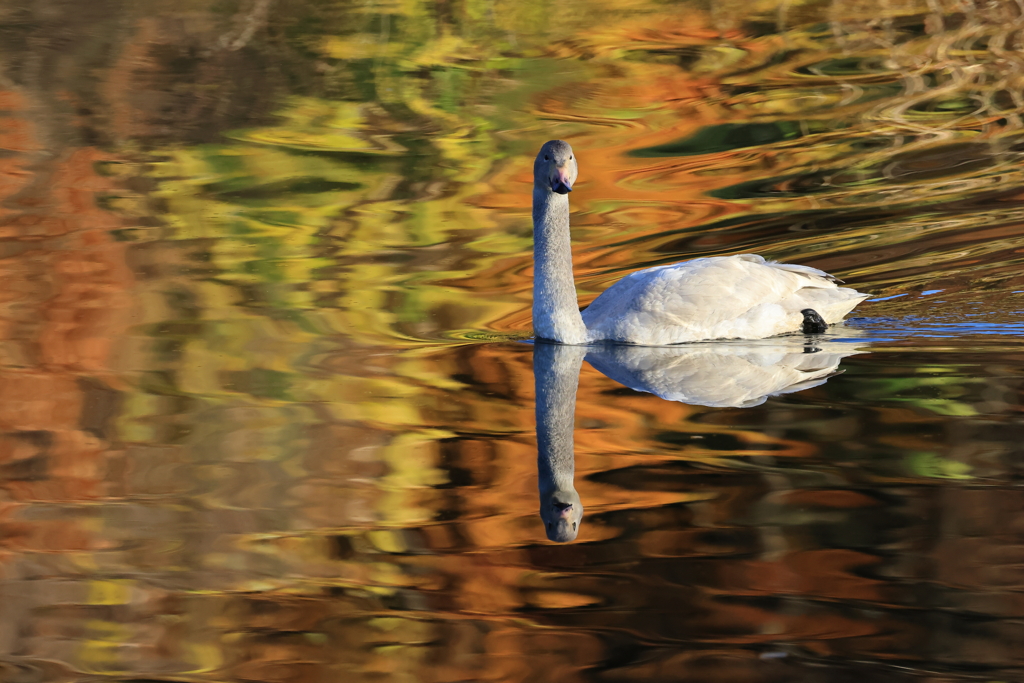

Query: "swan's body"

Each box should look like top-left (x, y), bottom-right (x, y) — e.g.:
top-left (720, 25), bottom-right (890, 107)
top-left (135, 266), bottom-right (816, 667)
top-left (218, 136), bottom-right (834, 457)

top-left (531, 140), bottom-right (869, 345)
top-left (581, 254), bottom-right (867, 346)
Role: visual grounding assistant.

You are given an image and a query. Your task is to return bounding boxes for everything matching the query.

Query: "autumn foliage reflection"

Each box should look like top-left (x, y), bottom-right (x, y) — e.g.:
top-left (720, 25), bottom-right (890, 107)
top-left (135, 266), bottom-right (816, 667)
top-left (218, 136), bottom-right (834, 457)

top-left (3, 0), bottom-right (1024, 681)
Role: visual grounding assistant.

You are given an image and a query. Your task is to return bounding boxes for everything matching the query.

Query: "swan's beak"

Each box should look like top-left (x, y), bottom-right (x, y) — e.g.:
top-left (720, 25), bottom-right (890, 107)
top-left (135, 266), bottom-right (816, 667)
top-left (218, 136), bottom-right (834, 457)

top-left (550, 167), bottom-right (573, 194)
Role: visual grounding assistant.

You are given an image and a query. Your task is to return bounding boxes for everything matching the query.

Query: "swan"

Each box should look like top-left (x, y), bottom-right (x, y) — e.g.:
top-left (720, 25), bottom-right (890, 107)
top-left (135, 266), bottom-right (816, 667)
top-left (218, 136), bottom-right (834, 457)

top-left (531, 140), bottom-right (870, 345)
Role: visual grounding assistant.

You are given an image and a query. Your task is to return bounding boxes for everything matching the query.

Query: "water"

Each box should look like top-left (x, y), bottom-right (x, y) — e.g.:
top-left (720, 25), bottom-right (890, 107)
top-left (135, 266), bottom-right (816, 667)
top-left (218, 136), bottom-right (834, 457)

top-left (3, 0), bottom-right (1024, 680)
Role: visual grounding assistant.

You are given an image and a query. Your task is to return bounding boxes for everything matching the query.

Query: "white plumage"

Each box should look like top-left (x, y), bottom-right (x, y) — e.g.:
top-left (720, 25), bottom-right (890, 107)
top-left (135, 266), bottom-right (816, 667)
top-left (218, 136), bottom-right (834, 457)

top-left (531, 140), bottom-right (869, 346)
top-left (581, 254), bottom-right (868, 346)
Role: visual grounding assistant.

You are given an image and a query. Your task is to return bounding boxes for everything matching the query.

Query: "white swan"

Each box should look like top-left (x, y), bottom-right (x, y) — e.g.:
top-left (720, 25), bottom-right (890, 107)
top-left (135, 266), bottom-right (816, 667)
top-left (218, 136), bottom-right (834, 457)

top-left (532, 140), bottom-right (870, 345)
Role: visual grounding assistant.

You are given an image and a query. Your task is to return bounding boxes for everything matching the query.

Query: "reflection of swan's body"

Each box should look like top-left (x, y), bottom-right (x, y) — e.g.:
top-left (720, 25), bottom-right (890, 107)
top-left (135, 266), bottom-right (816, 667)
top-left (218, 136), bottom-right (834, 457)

top-left (586, 340), bottom-right (861, 408)
top-left (533, 336), bottom-right (863, 541)
top-left (531, 140), bottom-right (870, 346)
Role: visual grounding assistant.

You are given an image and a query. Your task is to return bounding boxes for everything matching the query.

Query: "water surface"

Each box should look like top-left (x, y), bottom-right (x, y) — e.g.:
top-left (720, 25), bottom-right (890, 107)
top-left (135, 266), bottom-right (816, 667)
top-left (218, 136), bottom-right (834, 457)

top-left (2, 0), bottom-right (1024, 680)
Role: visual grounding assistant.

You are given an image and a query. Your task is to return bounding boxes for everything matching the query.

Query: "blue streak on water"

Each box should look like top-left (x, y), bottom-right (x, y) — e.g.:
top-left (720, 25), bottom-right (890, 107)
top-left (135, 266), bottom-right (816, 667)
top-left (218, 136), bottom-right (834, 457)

top-left (848, 316), bottom-right (1024, 338)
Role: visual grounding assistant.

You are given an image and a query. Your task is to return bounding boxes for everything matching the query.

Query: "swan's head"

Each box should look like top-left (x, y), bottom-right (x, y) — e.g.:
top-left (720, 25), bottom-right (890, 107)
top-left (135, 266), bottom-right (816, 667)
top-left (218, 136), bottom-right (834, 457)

top-left (534, 140), bottom-right (578, 195)
top-left (540, 488), bottom-right (583, 542)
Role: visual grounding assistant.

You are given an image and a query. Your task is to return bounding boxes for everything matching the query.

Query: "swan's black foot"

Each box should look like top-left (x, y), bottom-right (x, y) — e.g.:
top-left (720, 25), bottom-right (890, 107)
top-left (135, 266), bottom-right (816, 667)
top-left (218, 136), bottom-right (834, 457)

top-left (800, 308), bottom-right (828, 334)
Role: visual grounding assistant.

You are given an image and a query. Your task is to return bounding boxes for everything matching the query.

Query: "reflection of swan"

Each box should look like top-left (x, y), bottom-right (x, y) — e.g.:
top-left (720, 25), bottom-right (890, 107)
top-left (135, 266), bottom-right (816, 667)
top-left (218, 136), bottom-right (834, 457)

top-left (531, 140), bottom-right (869, 345)
top-left (533, 336), bottom-right (863, 541)
top-left (585, 339), bottom-right (862, 408)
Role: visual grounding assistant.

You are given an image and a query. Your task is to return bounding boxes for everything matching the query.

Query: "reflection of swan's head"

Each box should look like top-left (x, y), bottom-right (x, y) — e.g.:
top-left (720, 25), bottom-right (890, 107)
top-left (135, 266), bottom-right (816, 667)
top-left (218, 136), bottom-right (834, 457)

top-left (540, 488), bottom-right (583, 542)
top-left (534, 140), bottom-right (578, 195)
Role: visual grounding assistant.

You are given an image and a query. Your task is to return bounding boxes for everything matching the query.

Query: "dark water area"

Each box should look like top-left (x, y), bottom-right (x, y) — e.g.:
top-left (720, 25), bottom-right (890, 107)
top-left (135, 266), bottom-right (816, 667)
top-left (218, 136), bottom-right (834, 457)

top-left (3, 0), bottom-right (1024, 681)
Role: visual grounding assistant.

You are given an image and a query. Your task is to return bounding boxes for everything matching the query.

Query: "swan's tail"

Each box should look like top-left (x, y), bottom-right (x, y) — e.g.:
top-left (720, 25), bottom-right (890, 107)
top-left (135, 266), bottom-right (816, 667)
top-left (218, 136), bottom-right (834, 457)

top-left (810, 288), bottom-right (871, 324)
top-left (766, 260), bottom-right (844, 284)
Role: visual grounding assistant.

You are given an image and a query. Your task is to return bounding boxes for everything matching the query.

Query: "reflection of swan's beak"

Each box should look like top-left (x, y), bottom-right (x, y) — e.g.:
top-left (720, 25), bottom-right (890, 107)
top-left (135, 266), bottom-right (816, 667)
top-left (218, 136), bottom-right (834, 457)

top-left (542, 496), bottom-right (582, 543)
top-left (554, 501), bottom-right (574, 517)
top-left (551, 168), bottom-right (573, 194)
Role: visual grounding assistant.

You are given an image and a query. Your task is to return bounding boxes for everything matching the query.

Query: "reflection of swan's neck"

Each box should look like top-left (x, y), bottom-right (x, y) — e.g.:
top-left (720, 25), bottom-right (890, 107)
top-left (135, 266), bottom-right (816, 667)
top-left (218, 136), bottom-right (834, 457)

top-left (535, 343), bottom-right (586, 492)
top-left (532, 188), bottom-right (587, 344)
top-left (535, 343), bottom-right (586, 542)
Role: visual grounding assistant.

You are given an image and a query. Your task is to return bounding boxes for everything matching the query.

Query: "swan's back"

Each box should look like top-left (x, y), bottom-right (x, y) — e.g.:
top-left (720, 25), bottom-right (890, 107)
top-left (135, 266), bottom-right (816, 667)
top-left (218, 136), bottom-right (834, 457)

top-left (581, 254), bottom-right (868, 345)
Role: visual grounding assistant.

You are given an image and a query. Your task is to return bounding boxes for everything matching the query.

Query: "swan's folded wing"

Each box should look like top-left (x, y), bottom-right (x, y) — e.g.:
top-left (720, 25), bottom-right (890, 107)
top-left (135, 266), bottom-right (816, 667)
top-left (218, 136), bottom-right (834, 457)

top-left (765, 260), bottom-right (842, 284)
top-left (580, 255), bottom-right (867, 344)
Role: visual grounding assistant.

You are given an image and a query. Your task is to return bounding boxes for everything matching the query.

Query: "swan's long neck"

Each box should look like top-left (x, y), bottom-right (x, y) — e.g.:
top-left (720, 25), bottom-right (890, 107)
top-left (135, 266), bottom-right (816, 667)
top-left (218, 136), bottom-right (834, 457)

top-left (533, 188), bottom-right (588, 344)
top-left (535, 343), bottom-right (586, 494)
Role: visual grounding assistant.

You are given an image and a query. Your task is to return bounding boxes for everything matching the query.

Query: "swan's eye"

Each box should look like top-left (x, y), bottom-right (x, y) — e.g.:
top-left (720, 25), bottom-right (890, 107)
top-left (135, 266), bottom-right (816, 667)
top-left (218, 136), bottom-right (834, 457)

top-left (570, 155), bottom-right (573, 160)
top-left (572, 522), bottom-right (577, 531)
top-left (543, 155), bottom-right (549, 161)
